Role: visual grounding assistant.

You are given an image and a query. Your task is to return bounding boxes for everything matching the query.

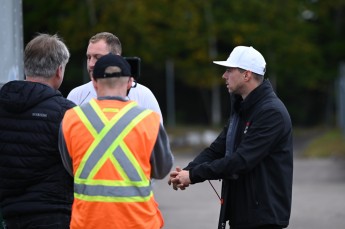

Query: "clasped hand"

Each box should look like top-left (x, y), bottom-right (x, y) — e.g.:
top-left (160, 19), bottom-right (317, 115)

top-left (168, 166), bottom-right (191, 191)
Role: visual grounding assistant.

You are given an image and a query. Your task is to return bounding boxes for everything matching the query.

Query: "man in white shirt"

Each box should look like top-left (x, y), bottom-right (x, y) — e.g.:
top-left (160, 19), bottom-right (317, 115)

top-left (67, 32), bottom-right (163, 121)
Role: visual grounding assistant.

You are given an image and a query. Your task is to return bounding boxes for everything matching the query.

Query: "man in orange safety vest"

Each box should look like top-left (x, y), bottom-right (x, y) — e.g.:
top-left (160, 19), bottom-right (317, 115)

top-left (59, 53), bottom-right (174, 229)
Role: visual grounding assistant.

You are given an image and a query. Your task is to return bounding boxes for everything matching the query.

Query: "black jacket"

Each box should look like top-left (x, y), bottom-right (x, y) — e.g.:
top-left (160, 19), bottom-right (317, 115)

top-left (0, 81), bottom-right (76, 219)
top-left (185, 80), bottom-right (293, 228)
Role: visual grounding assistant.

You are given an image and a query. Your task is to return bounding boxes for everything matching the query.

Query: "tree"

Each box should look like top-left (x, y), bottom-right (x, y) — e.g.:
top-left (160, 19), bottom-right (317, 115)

top-left (22, 0), bottom-right (345, 126)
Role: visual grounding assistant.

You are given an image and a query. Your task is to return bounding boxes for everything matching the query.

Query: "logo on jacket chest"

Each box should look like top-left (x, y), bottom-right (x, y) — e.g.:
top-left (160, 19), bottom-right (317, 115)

top-left (32, 112), bottom-right (48, 118)
top-left (244, 121), bottom-right (250, 134)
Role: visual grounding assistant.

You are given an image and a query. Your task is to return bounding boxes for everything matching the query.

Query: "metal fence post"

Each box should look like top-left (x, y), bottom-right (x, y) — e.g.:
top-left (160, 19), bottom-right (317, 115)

top-left (337, 62), bottom-right (345, 135)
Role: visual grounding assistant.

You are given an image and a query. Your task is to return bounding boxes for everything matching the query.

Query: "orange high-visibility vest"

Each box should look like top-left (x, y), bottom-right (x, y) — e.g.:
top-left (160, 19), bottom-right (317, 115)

top-left (62, 99), bottom-right (163, 229)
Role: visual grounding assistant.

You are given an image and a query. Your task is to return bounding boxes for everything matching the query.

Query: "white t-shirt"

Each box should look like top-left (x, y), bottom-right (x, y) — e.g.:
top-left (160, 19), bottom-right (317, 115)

top-left (67, 81), bottom-right (163, 122)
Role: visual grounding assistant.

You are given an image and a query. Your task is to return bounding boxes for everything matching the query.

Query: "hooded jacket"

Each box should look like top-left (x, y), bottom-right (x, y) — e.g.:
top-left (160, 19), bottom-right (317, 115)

top-left (185, 80), bottom-right (293, 228)
top-left (0, 80), bottom-right (75, 219)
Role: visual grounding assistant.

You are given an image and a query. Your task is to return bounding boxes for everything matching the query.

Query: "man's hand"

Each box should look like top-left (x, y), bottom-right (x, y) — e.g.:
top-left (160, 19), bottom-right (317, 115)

top-left (168, 166), bottom-right (191, 191)
top-left (168, 166), bottom-right (181, 190)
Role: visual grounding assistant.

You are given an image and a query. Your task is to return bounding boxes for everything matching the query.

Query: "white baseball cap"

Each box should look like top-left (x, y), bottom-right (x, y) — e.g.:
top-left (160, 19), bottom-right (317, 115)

top-left (213, 46), bottom-right (266, 75)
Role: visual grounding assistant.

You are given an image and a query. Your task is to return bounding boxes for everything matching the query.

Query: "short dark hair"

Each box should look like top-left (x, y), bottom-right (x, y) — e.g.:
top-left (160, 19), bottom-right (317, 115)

top-left (238, 68), bottom-right (264, 82)
top-left (89, 32), bottom-right (122, 55)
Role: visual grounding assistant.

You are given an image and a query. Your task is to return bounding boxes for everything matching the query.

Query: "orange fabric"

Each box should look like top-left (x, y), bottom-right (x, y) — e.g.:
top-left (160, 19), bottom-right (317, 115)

top-left (62, 99), bottom-right (163, 229)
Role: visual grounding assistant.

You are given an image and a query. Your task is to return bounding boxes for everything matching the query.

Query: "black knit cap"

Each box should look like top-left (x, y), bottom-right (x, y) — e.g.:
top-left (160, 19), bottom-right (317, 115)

top-left (93, 53), bottom-right (131, 79)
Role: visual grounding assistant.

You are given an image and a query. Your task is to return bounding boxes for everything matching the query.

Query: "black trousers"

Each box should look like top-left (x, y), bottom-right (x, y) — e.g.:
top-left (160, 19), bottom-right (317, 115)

top-left (3, 212), bottom-right (70, 229)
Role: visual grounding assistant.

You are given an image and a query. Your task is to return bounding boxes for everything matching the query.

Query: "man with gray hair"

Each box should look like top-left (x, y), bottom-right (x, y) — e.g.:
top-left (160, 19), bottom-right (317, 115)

top-left (0, 33), bottom-right (75, 228)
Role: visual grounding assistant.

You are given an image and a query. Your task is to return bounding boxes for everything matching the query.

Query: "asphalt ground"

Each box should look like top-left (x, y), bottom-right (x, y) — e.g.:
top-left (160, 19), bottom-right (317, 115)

top-left (153, 154), bottom-right (345, 229)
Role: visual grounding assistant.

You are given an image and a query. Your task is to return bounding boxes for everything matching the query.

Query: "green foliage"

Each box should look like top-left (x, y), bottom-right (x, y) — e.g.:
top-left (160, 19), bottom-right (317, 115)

top-left (303, 128), bottom-right (345, 158)
top-left (22, 0), bottom-right (345, 125)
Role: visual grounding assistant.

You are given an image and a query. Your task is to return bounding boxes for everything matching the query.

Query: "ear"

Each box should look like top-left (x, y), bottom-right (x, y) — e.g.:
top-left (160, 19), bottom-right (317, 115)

top-left (51, 65), bottom-right (65, 89)
top-left (244, 71), bottom-right (252, 82)
top-left (127, 77), bottom-right (134, 90)
top-left (56, 65), bottom-right (63, 80)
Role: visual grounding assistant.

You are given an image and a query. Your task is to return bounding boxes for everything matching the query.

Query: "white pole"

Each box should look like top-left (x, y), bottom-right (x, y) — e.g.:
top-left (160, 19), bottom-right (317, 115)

top-left (0, 0), bottom-right (24, 87)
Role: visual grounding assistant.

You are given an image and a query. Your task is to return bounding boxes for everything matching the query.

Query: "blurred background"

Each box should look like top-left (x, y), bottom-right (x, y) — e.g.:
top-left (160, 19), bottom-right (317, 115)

top-left (1, 1), bottom-right (345, 228)
top-left (1, 0), bottom-right (345, 149)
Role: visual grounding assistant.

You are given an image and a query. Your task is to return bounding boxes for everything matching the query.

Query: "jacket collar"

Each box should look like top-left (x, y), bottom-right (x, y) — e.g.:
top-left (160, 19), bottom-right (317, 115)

top-left (232, 79), bottom-right (274, 115)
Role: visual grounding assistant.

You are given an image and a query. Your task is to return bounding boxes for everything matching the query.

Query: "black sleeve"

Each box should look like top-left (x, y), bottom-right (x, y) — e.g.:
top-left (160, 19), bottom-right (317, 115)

top-left (183, 120), bottom-right (229, 171)
top-left (189, 108), bottom-right (286, 184)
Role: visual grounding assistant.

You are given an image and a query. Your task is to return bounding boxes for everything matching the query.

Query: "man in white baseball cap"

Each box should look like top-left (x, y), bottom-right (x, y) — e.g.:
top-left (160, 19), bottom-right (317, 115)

top-left (210, 46), bottom-right (267, 98)
top-left (168, 45), bottom-right (293, 229)
top-left (213, 46), bottom-right (266, 76)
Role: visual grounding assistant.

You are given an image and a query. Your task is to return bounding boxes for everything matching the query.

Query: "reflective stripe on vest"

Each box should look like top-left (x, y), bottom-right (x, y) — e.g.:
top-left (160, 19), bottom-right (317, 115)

top-left (73, 99), bottom-right (153, 202)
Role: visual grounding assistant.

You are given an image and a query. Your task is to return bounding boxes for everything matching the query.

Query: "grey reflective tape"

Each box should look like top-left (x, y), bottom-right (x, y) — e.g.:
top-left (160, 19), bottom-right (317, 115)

top-left (80, 103), bottom-right (104, 133)
top-left (74, 183), bottom-right (152, 198)
top-left (79, 106), bottom-right (144, 179)
top-left (113, 146), bottom-right (141, 181)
